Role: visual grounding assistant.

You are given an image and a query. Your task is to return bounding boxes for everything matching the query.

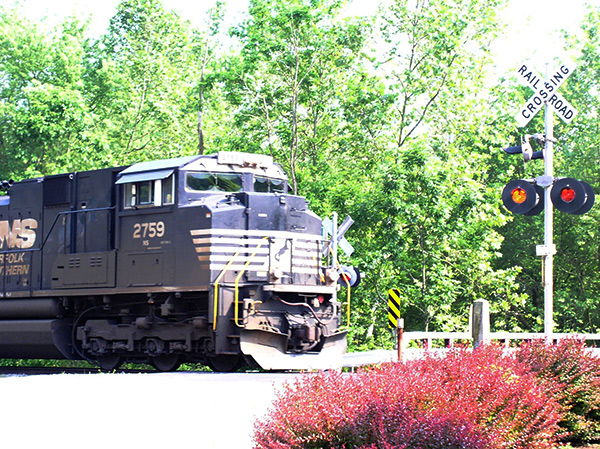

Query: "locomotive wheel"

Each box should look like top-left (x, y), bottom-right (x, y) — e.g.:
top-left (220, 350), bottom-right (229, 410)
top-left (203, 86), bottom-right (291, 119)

top-left (207, 354), bottom-right (242, 372)
top-left (151, 354), bottom-right (182, 372)
top-left (96, 354), bottom-right (123, 372)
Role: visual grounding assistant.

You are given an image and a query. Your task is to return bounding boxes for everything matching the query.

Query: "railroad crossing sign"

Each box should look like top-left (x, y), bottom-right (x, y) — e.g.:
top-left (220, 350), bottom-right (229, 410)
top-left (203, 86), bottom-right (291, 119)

top-left (322, 215), bottom-right (354, 257)
top-left (515, 61), bottom-right (577, 127)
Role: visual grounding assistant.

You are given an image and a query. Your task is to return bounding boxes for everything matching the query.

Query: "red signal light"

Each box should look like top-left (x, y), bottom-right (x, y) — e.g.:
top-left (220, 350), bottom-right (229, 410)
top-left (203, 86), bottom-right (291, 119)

top-left (551, 178), bottom-right (595, 214)
top-left (511, 188), bottom-right (527, 204)
top-left (502, 180), bottom-right (543, 215)
top-left (560, 187), bottom-right (576, 203)
top-left (337, 266), bottom-right (361, 287)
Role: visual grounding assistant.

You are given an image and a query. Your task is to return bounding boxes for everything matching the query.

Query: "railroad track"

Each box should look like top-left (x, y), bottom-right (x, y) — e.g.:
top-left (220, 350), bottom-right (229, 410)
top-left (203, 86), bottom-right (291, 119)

top-left (0, 365), bottom-right (156, 375)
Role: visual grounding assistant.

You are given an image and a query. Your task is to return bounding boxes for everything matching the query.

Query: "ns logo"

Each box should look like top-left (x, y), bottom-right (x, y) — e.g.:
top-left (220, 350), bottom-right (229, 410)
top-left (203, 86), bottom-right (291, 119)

top-left (0, 219), bottom-right (38, 249)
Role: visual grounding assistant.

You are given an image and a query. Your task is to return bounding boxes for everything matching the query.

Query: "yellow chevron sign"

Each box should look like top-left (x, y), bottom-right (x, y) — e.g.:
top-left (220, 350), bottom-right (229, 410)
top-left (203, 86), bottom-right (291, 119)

top-left (388, 288), bottom-right (401, 328)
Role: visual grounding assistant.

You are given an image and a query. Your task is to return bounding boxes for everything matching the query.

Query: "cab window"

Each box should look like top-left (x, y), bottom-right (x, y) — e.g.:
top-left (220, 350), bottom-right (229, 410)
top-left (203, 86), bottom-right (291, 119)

top-left (254, 176), bottom-right (285, 193)
top-left (124, 175), bottom-right (175, 209)
top-left (186, 172), bottom-right (243, 192)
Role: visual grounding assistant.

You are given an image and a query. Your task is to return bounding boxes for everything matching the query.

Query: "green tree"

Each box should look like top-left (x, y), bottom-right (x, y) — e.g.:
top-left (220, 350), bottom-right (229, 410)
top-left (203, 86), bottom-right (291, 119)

top-left (343, 0), bottom-right (525, 346)
top-left (191, 1), bottom-right (225, 154)
top-left (0, 8), bottom-right (91, 179)
top-left (225, 0), bottom-right (371, 194)
top-left (86, 0), bottom-right (200, 165)
top-left (380, 0), bottom-right (505, 150)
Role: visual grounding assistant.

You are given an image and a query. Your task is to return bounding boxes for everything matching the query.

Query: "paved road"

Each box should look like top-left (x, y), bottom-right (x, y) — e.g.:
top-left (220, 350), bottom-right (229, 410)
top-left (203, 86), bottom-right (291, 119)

top-left (0, 372), bottom-right (305, 449)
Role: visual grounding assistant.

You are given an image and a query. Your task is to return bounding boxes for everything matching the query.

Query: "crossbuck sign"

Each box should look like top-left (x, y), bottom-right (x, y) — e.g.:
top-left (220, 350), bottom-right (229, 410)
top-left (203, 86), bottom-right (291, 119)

top-left (515, 61), bottom-right (577, 127)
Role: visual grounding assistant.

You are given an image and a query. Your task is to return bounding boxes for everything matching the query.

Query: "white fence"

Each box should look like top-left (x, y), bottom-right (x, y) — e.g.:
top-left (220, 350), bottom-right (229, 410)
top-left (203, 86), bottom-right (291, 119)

top-left (342, 299), bottom-right (600, 367)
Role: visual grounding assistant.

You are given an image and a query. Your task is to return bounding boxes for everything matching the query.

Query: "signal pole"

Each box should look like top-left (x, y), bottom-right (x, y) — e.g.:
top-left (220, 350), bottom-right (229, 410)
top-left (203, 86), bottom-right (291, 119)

top-left (543, 63), bottom-right (555, 339)
top-left (508, 60), bottom-right (588, 340)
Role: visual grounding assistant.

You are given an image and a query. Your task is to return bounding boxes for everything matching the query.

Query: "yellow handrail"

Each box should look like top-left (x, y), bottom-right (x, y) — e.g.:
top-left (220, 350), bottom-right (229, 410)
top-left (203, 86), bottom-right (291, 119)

top-left (234, 237), bottom-right (269, 327)
top-left (312, 255), bottom-right (325, 284)
top-left (213, 249), bottom-right (242, 331)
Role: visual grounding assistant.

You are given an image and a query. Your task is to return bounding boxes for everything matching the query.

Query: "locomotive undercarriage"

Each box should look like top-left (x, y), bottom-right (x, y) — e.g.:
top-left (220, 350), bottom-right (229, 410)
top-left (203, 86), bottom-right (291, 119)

top-left (67, 287), bottom-right (345, 372)
top-left (71, 292), bottom-right (219, 371)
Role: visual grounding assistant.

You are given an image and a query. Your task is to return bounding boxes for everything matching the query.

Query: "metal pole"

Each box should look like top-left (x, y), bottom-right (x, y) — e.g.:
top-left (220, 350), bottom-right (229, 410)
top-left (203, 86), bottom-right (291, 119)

top-left (397, 318), bottom-right (404, 362)
top-left (332, 212), bottom-right (338, 303)
top-left (543, 63), bottom-right (555, 339)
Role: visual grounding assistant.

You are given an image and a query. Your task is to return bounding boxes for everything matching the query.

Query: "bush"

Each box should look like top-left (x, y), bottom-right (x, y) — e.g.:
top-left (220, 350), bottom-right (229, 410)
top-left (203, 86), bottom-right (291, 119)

top-left (517, 338), bottom-right (600, 444)
top-left (402, 346), bottom-right (563, 448)
top-left (253, 345), bottom-right (563, 449)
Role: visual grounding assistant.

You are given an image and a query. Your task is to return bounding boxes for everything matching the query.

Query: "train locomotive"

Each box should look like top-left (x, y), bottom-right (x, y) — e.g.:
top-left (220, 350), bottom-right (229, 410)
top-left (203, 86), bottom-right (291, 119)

top-left (0, 152), bottom-right (354, 371)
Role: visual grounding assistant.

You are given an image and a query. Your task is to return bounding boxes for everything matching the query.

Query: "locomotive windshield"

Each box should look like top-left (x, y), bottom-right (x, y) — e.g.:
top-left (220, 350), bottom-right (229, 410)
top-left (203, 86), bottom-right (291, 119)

top-left (254, 176), bottom-right (285, 193)
top-left (186, 171), bottom-right (287, 194)
top-left (186, 172), bottom-right (243, 192)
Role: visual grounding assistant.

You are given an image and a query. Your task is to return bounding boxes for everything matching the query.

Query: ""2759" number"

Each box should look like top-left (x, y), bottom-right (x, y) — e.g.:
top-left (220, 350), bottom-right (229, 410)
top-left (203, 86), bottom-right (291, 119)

top-left (133, 221), bottom-right (165, 239)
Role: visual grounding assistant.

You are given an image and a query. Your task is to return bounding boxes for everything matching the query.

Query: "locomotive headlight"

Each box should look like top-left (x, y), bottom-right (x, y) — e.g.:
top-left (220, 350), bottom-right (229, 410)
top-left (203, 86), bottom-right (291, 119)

top-left (270, 267), bottom-right (283, 281)
top-left (325, 268), bottom-right (339, 285)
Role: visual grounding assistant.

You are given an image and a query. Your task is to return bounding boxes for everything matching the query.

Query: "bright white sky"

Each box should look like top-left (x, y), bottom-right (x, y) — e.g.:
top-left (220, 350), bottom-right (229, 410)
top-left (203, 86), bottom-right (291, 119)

top-left (2, 0), bottom-right (593, 79)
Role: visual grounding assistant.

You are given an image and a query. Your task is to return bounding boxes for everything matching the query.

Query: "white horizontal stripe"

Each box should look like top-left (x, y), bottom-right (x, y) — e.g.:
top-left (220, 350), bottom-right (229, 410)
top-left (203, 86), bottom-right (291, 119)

top-left (293, 261), bottom-right (321, 267)
top-left (201, 254), bottom-right (269, 263)
top-left (206, 264), bottom-right (320, 275)
top-left (195, 252), bottom-right (323, 265)
top-left (197, 259), bottom-right (323, 271)
top-left (190, 228), bottom-right (322, 241)
top-left (205, 264), bottom-right (270, 271)
top-left (192, 237), bottom-right (276, 246)
top-left (284, 267), bottom-right (322, 272)
top-left (292, 250), bottom-right (320, 257)
top-left (292, 242), bottom-right (322, 251)
top-left (194, 249), bottom-right (320, 261)
top-left (195, 246), bottom-right (271, 255)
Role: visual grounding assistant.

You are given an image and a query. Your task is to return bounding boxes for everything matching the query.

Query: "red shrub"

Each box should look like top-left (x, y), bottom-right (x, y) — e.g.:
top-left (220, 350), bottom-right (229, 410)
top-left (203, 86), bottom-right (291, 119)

top-left (253, 345), bottom-right (563, 449)
top-left (372, 347), bottom-right (562, 448)
top-left (517, 338), bottom-right (600, 444)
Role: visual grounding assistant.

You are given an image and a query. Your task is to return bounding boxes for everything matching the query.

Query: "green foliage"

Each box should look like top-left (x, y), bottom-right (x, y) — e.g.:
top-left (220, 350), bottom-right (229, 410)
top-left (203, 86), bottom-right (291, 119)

top-left (225, 0), bottom-right (373, 193)
top-left (88, 0), bottom-right (201, 164)
top-left (380, 0), bottom-right (505, 149)
top-left (0, 9), bottom-right (91, 179)
top-left (340, 0), bottom-right (517, 345)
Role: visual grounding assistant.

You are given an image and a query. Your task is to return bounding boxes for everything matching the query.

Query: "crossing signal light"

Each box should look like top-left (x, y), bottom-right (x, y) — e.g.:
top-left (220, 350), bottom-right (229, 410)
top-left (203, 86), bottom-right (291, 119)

top-left (503, 134), bottom-right (544, 162)
top-left (551, 178), bottom-right (595, 214)
top-left (337, 266), bottom-right (361, 287)
top-left (502, 180), bottom-right (544, 215)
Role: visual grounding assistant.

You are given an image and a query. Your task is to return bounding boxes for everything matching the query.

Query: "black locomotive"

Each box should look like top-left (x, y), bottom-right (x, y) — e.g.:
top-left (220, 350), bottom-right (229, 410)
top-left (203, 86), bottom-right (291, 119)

top-left (0, 152), bottom-right (352, 371)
